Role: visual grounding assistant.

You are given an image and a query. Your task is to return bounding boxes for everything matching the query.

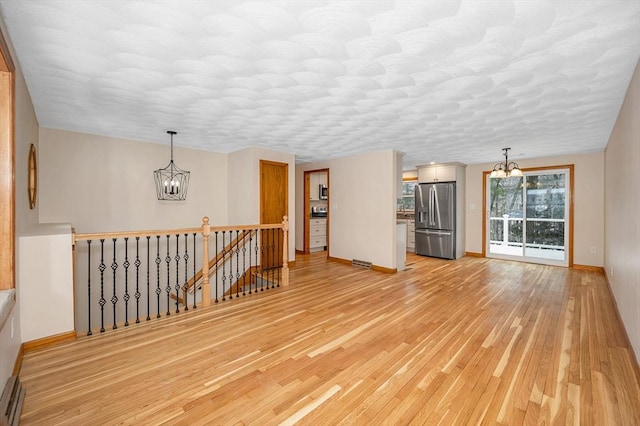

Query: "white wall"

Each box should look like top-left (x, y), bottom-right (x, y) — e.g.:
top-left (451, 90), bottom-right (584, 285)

top-left (1, 17), bottom-right (39, 385)
top-left (18, 225), bottom-right (74, 342)
top-left (38, 128), bottom-right (228, 232)
top-left (465, 151), bottom-right (605, 266)
top-left (228, 147), bottom-right (296, 262)
top-left (296, 150), bottom-right (397, 269)
top-left (604, 59), bottom-right (640, 363)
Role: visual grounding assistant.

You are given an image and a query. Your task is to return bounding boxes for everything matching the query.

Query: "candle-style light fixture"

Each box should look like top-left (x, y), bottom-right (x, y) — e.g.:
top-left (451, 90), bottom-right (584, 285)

top-left (490, 147), bottom-right (522, 178)
top-left (153, 131), bottom-right (190, 200)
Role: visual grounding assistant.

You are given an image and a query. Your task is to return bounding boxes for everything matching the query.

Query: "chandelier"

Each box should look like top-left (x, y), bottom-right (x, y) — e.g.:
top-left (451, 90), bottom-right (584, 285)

top-left (490, 147), bottom-right (522, 178)
top-left (153, 131), bottom-right (190, 201)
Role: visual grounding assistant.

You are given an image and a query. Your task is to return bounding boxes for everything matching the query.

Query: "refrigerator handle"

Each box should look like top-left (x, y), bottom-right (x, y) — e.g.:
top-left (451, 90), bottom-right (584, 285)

top-left (429, 186), bottom-right (435, 226)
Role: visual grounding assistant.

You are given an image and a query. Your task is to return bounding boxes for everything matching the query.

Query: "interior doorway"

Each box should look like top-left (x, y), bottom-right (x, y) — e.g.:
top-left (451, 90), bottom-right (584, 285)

top-left (484, 166), bottom-right (573, 267)
top-left (260, 160), bottom-right (288, 269)
top-left (303, 169), bottom-right (329, 254)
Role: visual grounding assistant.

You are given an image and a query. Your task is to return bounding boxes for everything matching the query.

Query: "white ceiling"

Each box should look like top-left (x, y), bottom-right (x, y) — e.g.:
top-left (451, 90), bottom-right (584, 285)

top-left (1, 1), bottom-right (639, 168)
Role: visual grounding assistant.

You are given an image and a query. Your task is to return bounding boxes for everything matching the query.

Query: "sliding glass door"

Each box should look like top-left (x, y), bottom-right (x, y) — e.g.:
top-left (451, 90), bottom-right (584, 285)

top-left (487, 169), bottom-right (570, 266)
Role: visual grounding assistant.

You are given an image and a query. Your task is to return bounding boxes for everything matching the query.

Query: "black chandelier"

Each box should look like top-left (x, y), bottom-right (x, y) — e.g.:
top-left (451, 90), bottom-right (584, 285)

top-left (153, 131), bottom-right (190, 201)
top-left (490, 147), bottom-right (522, 178)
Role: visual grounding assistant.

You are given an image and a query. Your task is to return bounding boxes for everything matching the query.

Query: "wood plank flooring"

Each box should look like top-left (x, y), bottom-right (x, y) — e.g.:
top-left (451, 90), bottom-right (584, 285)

top-left (18, 253), bottom-right (640, 425)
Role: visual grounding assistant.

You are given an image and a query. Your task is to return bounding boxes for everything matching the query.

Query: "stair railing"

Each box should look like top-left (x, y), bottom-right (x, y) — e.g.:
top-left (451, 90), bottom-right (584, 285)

top-left (72, 216), bottom-right (289, 336)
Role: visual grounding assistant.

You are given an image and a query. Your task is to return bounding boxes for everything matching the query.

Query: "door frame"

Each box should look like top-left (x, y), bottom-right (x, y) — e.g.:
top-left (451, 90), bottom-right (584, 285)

top-left (482, 164), bottom-right (574, 267)
top-left (0, 30), bottom-right (15, 291)
top-left (259, 160), bottom-right (288, 268)
top-left (303, 168), bottom-right (330, 255)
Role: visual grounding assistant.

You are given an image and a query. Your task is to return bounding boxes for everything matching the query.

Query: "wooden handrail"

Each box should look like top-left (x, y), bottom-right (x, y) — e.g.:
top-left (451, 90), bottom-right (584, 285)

top-left (73, 222), bottom-right (283, 243)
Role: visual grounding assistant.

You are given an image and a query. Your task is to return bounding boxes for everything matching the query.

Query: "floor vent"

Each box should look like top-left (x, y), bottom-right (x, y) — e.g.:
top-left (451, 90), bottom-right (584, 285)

top-left (352, 259), bottom-right (372, 269)
top-left (1, 375), bottom-right (25, 426)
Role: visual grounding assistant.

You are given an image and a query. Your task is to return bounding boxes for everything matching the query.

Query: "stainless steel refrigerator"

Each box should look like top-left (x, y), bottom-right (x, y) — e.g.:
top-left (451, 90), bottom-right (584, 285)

top-left (415, 182), bottom-right (456, 259)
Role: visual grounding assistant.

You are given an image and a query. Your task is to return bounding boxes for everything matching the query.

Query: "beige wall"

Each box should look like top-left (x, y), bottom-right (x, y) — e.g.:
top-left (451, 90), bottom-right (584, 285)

top-left (296, 150), bottom-right (398, 269)
top-left (38, 128), bottom-right (229, 232)
top-left (604, 59), bottom-right (640, 363)
top-left (18, 225), bottom-right (74, 342)
top-left (465, 151), bottom-right (605, 267)
top-left (0, 18), bottom-right (39, 387)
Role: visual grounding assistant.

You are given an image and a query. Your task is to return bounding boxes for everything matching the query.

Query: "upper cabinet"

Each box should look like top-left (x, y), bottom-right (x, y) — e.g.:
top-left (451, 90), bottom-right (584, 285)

top-left (309, 172), bottom-right (328, 200)
top-left (417, 164), bottom-right (464, 183)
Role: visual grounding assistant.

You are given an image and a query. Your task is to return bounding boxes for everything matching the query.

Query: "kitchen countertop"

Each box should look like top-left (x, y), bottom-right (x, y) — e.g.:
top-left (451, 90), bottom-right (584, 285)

top-left (396, 212), bottom-right (415, 220)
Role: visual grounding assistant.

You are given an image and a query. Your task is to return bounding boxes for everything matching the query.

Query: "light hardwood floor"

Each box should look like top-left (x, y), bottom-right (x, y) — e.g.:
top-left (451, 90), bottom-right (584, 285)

top-left (19, 253), bottom-right (640, 425)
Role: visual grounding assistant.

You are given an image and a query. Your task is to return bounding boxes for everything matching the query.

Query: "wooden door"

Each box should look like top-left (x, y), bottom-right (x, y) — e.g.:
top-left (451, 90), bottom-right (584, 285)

top-left (260, 160), bottom-right (288, 269)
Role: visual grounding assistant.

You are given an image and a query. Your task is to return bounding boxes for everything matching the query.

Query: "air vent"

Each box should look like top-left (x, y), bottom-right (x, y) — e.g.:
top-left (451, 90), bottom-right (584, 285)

top-left (352, 259), bottom-right (372, 269)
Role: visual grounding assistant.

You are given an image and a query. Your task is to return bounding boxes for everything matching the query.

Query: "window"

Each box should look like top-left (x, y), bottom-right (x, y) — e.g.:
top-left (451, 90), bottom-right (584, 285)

top-left (486, 167), bottom-right (572, 267)
top-left (397, 180), bottom-right (417, 212)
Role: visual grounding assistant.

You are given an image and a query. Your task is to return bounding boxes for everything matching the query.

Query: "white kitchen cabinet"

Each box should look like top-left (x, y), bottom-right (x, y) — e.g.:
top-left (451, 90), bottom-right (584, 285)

top-left (309, 218), bottom-right (327, 251)
top-left (310, 174), bottom-right (318, 200)
top-left (407, 219), bottom-right (415, 252)
top-left (417, 164), bottom-right (459, 183)
top-left (309, 172), bottom-right (328, 200)
top-left (317, 172), bottom-right (327, 187)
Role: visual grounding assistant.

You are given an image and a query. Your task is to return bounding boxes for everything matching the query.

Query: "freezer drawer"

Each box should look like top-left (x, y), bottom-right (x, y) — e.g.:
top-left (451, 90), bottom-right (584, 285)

top-left (415, 229), bottom-right (455, 260)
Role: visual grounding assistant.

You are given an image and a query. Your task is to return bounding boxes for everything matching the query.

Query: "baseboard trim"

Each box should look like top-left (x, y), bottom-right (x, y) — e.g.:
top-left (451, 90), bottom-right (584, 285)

top-left (602, 271), bottom-right (640, 385)
top-left (23, 331), bottom-right (77, 353)
top-left (372, 265), bottom-right (397, 274)
top-left (287, 260), bottom-right (296, 268)
top-left (465, 252), bottom-right (483, 258)
top-left (572, 264), bottom-right (604, 273)
top-left (327, 256), bottom-right (350, 266)
top-left (12, 344), bottom-right (23, 376)
top-left (327, 256), bottom-right (396, 273)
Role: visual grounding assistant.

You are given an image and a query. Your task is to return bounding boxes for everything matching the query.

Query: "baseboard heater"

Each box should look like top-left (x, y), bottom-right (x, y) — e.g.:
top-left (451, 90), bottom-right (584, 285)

top-left (352, 259), bottom-right (372, 269)
top-left (1, 375), bottom-right (25, 426)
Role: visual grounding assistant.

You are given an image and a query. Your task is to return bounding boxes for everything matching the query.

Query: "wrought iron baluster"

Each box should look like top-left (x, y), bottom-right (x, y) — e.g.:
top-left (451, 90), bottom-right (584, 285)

top-left (193, 232), bottom-right (197, 309)
top-left (235, 230), bottom-right (240, 297)
top-left (135, 237), bottom-right (141, 324)
top-left (260, 230), bottom-right (269, 291)
top-left (277, 227), bottom-right (281, 287)
top-left (255, 229), bottom-right (260, 292)
top-left (228, 231), bottom-right (233, 300)
top-left (272, 228), bottom-right (276, 289)
top-left (215, 231), bottom-right (219, 303)
top-left (146, 236), bottom-right (151, 321)
top-left (99, 239), bottom-right (106, 333)
top-left (183, 233), bottom-right (189, 311)
top-left (111, 238), bottom-right (119, 329)
top-left (87, 240), bottom-right (92, 336)
top-left (267, 228), bottom-right (276, 289)
top-left (222, 231), bottom-right (227, 301)
top-left (155, 235), bottom-right (161, 318)
top-left (165, 235), bottom-right (171, 316)
top-left (242, 231), bottom-right (247, 296)
top-left (175, 234), bottom-right (181, 313)
top-left (123, 237), bottom-right (130, 327)
top-left (248, 231), bottom-right (253, 295)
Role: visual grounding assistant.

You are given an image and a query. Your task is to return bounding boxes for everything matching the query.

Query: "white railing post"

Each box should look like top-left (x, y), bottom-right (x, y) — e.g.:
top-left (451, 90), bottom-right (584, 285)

top-left (201, 216), bottom-right (211, 306)
top-left (282, 216), bottom-right (289, 287)
top-left (502, 214), bottom-right (509, 247)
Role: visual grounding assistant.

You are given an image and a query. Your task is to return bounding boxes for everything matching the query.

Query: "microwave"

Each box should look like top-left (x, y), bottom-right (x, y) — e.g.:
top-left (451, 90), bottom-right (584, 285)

top-left (319, 184), bottom-right (328, 200)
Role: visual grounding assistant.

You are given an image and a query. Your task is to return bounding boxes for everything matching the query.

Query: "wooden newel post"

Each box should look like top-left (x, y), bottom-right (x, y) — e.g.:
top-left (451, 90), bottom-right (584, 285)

top-left (282, 215), bottom-right (289, 287)
top-left (201, 216), bottom-right (211, 306)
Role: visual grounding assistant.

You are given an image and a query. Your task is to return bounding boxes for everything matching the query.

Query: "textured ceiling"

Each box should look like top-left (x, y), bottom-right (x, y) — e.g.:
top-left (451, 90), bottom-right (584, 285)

top-left (1, 1), bottom-right (639, 168)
